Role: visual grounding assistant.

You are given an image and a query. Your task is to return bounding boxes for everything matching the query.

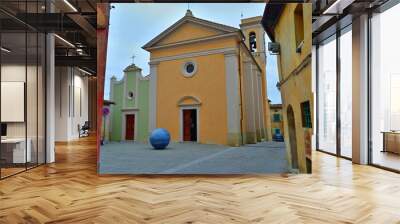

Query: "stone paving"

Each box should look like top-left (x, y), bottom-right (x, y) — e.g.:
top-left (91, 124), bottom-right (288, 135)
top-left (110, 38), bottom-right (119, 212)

top-left (100, 141), bottom-right (289, 174)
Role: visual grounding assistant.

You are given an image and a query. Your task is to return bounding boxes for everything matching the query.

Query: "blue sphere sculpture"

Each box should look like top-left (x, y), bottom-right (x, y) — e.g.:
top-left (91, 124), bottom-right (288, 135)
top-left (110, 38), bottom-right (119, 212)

top-left (149, 128), bottom-right (170, 149)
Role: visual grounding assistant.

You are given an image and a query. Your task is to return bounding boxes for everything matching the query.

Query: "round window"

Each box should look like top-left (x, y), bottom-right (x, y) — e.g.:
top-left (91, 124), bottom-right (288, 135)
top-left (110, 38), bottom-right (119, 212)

top-left (182, 61), bottom-right (197, 77)
top-left (127, 91), bottom-right (134, 99)
top-left (186, 63), bottom-right (195, 73)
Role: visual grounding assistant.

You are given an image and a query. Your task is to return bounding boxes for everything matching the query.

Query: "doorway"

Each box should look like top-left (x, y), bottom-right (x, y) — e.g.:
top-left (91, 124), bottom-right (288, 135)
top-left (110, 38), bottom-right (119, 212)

top-left (125, 114), bottom-right (135, 140)
top-left (287, 105), bottom-right (299, 169)
top-left (183, 109), bottom-right (197, 142)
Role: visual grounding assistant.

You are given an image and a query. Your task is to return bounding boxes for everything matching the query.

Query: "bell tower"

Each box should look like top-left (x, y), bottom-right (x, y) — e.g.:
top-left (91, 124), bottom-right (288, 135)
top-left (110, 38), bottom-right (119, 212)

top-left (239, 16), bottom-right (266, 70)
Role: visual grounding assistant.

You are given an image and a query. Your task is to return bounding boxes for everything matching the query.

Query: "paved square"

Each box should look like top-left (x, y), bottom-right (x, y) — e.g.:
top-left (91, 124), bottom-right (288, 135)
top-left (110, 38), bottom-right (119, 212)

top-left (100, 141), bottom-right (288, 174)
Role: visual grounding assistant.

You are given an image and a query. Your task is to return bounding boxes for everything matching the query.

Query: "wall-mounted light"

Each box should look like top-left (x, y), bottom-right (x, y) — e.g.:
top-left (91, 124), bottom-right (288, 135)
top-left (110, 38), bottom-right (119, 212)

top-left (54, 34), bottom-right (75, 48)
top-left (1, 47), bottom-right (11, 53)
top-left (268, 42), bottom-right (280, 55)
top-left (78, 67), bottom-right (93, 76)
top-left (63, 0), bottom-right (78, 12)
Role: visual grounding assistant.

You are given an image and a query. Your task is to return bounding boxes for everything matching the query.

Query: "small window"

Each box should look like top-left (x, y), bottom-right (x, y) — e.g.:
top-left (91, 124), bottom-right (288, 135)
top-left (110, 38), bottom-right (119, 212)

top-left (249, 32), bottom-right (257, 52)
top-left (127, 91), bottom-right (135, 100)
top-left (301, 101), bottom-right (312, 128)
top-left (274, 128), bottom-right (281, 134)
top-left (181, 61), bottom-right (197, 77)
top-left (273, 114), bottom-right (281, 122)
top-left (294, 4), bottom-right (304, 53)
top-left (186, 63), bottom-right (195, 73)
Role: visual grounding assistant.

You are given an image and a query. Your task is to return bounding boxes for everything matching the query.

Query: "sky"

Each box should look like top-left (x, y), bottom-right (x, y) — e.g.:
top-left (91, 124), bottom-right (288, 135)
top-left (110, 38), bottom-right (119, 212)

top-left (105, 3), bottom-right (281, 104)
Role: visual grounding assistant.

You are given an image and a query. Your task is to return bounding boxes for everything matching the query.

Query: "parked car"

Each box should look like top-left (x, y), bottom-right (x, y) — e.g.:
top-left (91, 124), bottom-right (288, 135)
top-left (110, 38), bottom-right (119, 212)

top-left (273, 133), bottom-right (284, 142)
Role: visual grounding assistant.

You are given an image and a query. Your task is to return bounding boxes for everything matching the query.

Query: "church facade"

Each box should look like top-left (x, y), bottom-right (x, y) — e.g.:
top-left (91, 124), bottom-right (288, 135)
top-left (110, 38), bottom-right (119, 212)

top-left (143, 10), bottom-right (270, 146)
top-left (108, 64), bottom-right (150, 142)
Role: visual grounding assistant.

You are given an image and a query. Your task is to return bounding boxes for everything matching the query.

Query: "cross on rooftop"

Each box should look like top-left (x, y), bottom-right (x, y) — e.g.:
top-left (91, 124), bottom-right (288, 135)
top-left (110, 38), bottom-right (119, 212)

top-left (131, 54), bottom-right (135, 64)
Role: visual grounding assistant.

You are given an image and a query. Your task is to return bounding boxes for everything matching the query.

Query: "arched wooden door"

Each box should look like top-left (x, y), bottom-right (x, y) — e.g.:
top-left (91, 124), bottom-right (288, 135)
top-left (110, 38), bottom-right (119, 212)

top-left (287, 105), bottom-right (298, 169)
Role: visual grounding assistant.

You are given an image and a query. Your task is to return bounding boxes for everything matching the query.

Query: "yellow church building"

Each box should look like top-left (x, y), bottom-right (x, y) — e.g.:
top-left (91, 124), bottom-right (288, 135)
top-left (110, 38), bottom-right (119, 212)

top-left (143, 10), bottom-right (271, 146)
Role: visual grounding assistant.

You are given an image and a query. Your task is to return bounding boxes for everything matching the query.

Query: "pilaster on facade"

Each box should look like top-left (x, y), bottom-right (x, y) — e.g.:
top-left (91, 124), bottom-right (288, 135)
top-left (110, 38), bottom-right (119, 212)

top-left (135, 72), bottom-right (139, 109)
top-left (252, 65), bottom-right (262, 142)
top-left (257, 72), bottom-right (267, 140)
top-left (122, 73), bottom-right (127, 109)
top-left (243, 59), bottom-right (257, 144)
top-left (109, 76), bottom-right (116, 134)
top-left (224, 50), bottom-right (242, 146)
top-left (149, 61), bottom-right (159, 132)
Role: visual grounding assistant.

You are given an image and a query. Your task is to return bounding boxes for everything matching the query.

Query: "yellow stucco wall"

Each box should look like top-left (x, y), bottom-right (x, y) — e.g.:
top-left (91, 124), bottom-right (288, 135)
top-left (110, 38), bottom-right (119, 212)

top-left (159, 22), bottom-right (223, 45)
top-left (265, 101), bottom-right (275, 138)
top-left (241, 26), bottom-right (266, 69)
top-left (238, 44), bottom-right (270, 143)
top-left (270, 105), bottom-right (284, 137)
top-left (148, 21), bottom-right (241, 145)
top-left (156, 53), bottom-right (229, 145)
top-left (240, 25), bottom-right (271, 141)
top-left (263, 78), bottom-right (272, 141)
top-left (237, 24), bottom-right (271, 141)
top-left (238, 47), bottom-right (253, 144)
top-left (273, 3), bottom-right (313, 173)
top-left (146, 18), bottom-right (269, 146)
top-left (150, 37), bottom-right (238, 59)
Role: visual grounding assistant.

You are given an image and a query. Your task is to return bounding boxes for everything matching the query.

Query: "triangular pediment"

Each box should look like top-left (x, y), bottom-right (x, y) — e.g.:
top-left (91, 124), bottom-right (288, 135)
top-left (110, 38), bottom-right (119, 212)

top-left (143, 13), bottom-right (239, 50)
top-left (177, 96), bottom-right (202, 106)
top-left (158, 21), bottom-right (224, 45)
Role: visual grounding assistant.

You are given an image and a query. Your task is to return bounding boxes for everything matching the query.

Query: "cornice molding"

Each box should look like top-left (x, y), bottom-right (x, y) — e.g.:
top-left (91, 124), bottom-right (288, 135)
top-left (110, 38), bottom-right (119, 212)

top-left (150, 47), bottom-right (237, 63)
top-left (277, 54), bottom-right (312, 88)
top-left (144, 32), bottom-right (240, 51)
top-left (142, 15), bottom-right (239, 50)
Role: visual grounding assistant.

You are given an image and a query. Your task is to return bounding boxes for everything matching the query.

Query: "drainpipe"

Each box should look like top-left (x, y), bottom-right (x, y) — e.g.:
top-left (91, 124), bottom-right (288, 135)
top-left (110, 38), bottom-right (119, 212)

top-left (237, 42), bottom-right (244, 145)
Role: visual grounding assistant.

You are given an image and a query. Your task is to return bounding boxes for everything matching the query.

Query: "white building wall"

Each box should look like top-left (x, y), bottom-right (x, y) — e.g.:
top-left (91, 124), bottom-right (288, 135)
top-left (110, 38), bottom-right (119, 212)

top-left (54, 67), bottom-right (68, 141)
top-left (54, 67), bottom-right (89, 141)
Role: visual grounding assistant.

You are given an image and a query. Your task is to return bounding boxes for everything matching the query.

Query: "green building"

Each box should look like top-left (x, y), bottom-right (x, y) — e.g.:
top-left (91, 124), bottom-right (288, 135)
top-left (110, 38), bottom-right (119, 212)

top-left (108, 63), bottom-right (149, 142)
